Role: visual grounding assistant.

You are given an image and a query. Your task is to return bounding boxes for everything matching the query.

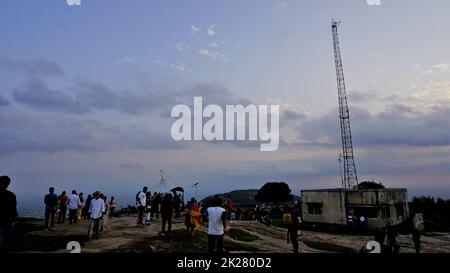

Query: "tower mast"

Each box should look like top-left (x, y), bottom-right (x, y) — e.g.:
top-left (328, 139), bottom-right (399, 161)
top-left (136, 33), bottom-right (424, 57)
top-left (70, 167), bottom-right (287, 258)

top-left (331, 20), bottom-right (359, 189)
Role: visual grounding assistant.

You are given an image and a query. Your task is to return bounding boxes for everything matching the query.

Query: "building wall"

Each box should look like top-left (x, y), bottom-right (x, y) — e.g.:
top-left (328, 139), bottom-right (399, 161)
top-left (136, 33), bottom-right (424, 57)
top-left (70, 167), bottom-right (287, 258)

top-left (301, 190), bottom-right (347, 225)
top-left (301, 188), bottom-right (409, 229)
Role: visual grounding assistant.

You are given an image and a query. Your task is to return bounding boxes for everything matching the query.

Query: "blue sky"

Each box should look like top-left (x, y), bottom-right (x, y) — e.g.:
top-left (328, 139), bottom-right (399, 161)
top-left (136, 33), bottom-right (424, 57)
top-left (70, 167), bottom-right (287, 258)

top-left (0, 0), bottom-right (449, 212)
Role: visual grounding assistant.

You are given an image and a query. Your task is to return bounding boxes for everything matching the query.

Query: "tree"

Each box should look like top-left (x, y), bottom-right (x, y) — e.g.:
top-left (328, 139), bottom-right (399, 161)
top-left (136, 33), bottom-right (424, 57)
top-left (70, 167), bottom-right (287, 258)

top-left (357, 181), bottom-right (385, 190)
top-left (255, 182), bottom-right (292, 204)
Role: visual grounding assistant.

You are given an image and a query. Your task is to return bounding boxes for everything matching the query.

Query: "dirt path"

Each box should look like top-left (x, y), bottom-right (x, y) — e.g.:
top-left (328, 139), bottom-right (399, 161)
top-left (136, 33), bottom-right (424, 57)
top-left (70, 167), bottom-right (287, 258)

top-left (13, 217), bottom-right (450, 253)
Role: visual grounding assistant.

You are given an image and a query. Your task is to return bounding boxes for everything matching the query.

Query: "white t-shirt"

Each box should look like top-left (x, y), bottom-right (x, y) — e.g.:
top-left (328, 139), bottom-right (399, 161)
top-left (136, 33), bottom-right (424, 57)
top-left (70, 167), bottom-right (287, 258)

top-left (207, 207), bottom-right (226, 236)
top-left (137, 191), bottom-right (146, 207)
top-left (89, 198), bottom-right (105, 219)
top-left (67, 194), bottom-right (81, 210)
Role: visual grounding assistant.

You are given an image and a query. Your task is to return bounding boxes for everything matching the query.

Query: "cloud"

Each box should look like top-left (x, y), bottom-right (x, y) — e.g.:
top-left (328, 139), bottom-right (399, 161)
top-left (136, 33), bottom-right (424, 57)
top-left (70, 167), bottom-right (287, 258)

top-left (0, 94), bottom-right (10, 106)
top-left (191, 25), bottom-right (201, 33)
top-left (114, 57), bottom-right (135, 64)
top-left (197, 48), bottom-right (226, 61)
top-left (432, 63), bottom-right (450, 74)
top-left (0, 57), bottom-right (64, 77)
top-left (207, 25), bottom-right (216, 36)
top-left (174, 42), bottom-right (190, 53)
top-left (283, 103), bottom-right (449, 148)
top-left (13, 78), bottom-right (84, 113)
top-left (209, 42), bottom-right (219, 49)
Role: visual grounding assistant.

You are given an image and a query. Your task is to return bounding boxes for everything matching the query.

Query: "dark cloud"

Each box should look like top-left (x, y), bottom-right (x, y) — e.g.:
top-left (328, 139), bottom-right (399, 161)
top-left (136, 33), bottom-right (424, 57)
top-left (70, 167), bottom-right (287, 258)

top-left (13, 78), bottom-right (84, 113)
top-left (0, 109), bottom-right (183, 154)
top-left (283, 110), bottom-right (307, 121)
top-left (287, 104), bottom-right (450, 147)
top-left (347, 90), bottom-right (379, 102)
top-left (0, 57), bottom-right (64, 77)
top-left (11, 78), bottom-right (251, 116)
top-left (0, 94), bottom-right (10, 106)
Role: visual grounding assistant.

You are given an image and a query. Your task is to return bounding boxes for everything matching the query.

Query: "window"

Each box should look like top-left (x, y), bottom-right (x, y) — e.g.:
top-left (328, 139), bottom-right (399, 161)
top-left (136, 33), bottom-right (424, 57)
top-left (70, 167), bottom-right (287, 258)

top-left (307, 203), bottom-right (322, 215)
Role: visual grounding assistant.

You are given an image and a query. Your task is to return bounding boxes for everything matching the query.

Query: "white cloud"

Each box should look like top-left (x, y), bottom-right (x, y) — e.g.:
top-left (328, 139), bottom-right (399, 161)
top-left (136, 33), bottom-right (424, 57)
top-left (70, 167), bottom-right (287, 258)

top-left (197, 48), bottom-right (226, 61)
top-left (209, 41), bottom-right (219, 49)
top-left (169, 63), bottom-right (187, 72)
top-left (175, 42), bottom-right (190, 52)
top-left (433, 63), bottom-right (450, 74)
top-left (207, 25), bottom-right (216, 36)
top-left (191, 25), bottom-right (201, 33)
top-left (366, 0), bottom-right (382, 6)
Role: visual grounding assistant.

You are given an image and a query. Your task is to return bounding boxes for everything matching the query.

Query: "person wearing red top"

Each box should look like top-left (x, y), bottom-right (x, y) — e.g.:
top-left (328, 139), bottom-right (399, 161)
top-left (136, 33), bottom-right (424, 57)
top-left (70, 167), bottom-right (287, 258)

top-left (57, 191), bottom-right (68, 224)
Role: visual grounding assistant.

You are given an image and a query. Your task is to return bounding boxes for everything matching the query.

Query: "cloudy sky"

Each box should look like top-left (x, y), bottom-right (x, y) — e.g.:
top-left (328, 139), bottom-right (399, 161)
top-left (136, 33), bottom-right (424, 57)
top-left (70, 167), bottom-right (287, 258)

top-left (0, 0), bottom-right (449, 212)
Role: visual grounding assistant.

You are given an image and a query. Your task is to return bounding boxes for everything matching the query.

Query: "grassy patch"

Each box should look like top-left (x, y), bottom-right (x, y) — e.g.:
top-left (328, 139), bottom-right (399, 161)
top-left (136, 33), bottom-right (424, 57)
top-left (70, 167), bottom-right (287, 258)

top-left (303, 239), bottom-right (357, 253)
top-left (121, 229), bottom-right (261, 253)
top-left (227, 228), bottom-right (260, 242)
top-left (271, 217), bottom-right (287, 229)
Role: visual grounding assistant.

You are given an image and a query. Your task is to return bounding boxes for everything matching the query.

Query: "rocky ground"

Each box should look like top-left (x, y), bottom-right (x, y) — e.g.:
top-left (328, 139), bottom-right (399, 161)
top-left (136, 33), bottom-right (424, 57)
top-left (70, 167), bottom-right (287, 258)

top-left (6, 216), bottom-right (450, 253)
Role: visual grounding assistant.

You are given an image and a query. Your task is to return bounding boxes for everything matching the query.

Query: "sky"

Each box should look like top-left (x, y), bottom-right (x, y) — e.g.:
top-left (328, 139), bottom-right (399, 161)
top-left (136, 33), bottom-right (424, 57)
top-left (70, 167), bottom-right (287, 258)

top-left (0, 0), bottom-right (449, 214)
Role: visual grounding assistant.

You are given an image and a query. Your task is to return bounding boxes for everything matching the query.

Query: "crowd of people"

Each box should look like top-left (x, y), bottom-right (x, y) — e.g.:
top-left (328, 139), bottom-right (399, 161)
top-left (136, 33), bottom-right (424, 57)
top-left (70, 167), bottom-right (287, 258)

top-left (0, 175), bottom-right (425, 254)
top-left (43, 186), bottom-right (116, 240)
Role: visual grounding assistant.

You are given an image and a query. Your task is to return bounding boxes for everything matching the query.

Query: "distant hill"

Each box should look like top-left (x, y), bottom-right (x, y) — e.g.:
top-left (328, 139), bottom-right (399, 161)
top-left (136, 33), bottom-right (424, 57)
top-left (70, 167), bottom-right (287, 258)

top-left (202, 189), bottom-right (300, 207)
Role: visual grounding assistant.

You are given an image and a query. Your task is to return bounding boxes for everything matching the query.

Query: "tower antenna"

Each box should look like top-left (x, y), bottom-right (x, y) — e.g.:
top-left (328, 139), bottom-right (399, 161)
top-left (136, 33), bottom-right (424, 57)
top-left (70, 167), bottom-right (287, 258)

top-left (331, 19), bottom-right (359, 189)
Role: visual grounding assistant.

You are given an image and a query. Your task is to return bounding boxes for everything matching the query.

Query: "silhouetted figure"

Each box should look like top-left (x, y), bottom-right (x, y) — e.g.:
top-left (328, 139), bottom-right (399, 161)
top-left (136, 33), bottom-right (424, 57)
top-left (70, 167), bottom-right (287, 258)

top-left (0, 176), bottom-right (17, 252)
top-left (173, 193), bottom-right (181, 218)
top-left (44, 187), bottom-right (58, 230)
top-left (83, 195), bottom-right (92, 220)
top-left (161, 193), bottom-right (173, 234)
top-left (287, 216), bottom-right (300, 253)
top-left (109, 196), bottom-right (116, 217)
top-left (387, 226), bottom-right (398, 254)
top-left (57, 191), bottom-right (68, 224)
top-left (412, 228), bottom-right (421, 253)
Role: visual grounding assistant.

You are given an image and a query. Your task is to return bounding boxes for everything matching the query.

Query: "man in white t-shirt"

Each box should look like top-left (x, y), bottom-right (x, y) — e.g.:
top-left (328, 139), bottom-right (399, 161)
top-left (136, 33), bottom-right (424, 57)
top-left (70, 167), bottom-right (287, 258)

top-left (67, 190), bottom-right (81, 225)
top-left (136, 187), bottom-right (148, 227)
top-left (88, 191), bottom-right (105, 239)
top-left (204, 197), bottom-right (227, 253)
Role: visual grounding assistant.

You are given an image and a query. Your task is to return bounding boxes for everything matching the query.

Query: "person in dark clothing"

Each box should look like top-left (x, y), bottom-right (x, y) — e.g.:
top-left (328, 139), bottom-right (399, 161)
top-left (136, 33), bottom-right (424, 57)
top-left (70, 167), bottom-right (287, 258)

top-left (44, 187), bottom-right (58, 230)
top-left (173, 194), bottom-right (181, 218)
top-left (161, 193), bottom-right (173, 234)
top-left (287, 216), bottom-right (300, 253)
top-left (412, 228), bottom-right (421, 253)
top-left (386, 225), bottom-right (398, 254)
top-left (83, 195), bottom-right (92, 220)
top-left (0, 176), bottom-right (18, 251)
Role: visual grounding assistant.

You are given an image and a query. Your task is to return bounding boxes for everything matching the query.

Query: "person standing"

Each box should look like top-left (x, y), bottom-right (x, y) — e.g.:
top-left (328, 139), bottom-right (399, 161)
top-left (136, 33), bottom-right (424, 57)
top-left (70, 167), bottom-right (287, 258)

top-left (161, 193), bottom-right (173, 234)
top-left (57, 191), bottom-right (68, 225)
top-left (109, 196), bottom-right (116, 217)
top-left (205, 197), bottom-right (227, 254)
top-left (100, 195), bottom-right (109, 232)
top-left (0, 176), bottom-right (17, 252)
top-left (83, 194), bottom-right (92, 220)
top-left (173, 193), bottom-right (181, 218)
top-left (145, 192), bottom-right (152, 225)
top-left (287, 216), bottom-right (300, 253)
top-left (44, 187), bottom-right (58, 230)
top-left (412, 228), bottom-right (422, 253)
top-left (67, 190), bottom-right (82, 225)
top-left (136, 187), bottom-right (147, 227)
top-left (78, 192), bottom-right (84, 220)
top-left (88, 192), bottom-right (105, 239)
